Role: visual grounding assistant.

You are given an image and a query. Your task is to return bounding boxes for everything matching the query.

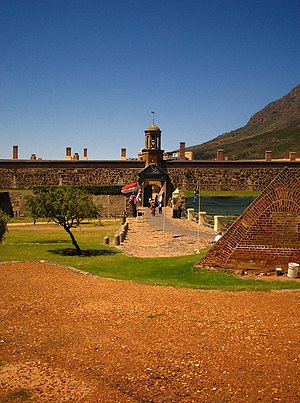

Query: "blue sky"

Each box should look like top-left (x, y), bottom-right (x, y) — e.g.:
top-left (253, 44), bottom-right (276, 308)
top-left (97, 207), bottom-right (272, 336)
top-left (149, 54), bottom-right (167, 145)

top-left (1, 0), bottom-right (300, 160)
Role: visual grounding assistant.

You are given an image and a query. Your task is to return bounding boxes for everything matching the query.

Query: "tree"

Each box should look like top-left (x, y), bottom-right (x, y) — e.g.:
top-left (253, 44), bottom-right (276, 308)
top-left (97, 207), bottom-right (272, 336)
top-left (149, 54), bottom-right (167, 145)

top-left (26, 186), bottom-right (99, 255)
top-left (0, 209), bottom-right (9, 243)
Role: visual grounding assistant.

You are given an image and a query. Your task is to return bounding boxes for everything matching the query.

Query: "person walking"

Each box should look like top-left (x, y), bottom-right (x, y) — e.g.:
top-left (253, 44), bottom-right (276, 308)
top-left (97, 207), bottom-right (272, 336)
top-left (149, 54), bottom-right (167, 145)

top-left (150, 202), bottom-right (156, 216)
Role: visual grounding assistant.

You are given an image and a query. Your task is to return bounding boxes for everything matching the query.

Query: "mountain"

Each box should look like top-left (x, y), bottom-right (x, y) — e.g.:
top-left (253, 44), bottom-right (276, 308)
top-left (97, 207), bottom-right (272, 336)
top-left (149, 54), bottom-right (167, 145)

top-left (188, 84), bottom-right (300, 160)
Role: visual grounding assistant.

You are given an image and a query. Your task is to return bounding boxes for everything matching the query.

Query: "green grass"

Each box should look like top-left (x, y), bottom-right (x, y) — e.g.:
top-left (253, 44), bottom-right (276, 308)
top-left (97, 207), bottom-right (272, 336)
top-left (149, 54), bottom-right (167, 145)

top-left (184, 190), bottom-right (260, 197)
top-left (1, 226), bottom-right (300, 291)
top-left (8, 215), bottom-right (120, 224)
top-left (5, 388), bottom-right (33, 401)
top-left (0, 189), bottom-right (32, 193)
top-left (8, 216), bottom-right (49, 224)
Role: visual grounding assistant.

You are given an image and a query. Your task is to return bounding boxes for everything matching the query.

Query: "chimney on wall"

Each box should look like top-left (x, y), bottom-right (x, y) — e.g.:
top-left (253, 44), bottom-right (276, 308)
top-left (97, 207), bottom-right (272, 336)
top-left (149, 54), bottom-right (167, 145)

top-left (65, 147), bottom-right (72, 160)
top-left (121, 148), bottom-right (127, 160)
top-left (289, 152), bottom-right (296, 161)
top-left (265, 150), bottom-right (272, 161)
top-left (83, 148), bottom-right (88, 160)
top-left (13, 145), bottom-right (18, 160)
top-left (179, 142), bottom-right (186, 160)
top-left (30, 154), bottom-right (37, 160)
top-left (216, 149), bottom-right (224, 161)
top-left (73, 153), bottom-right (79, 161)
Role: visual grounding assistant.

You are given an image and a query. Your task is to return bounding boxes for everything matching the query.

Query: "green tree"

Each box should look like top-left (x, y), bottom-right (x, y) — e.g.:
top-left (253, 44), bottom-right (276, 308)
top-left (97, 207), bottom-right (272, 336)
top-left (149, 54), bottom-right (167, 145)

top-left (0, 209), bottom-right (9, 243)
top-left (26, 186), bottom-right (99, 255)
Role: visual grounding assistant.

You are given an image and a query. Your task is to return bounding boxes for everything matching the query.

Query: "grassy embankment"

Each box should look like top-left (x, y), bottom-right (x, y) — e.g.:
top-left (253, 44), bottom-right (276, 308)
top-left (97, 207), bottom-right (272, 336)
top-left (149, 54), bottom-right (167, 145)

top-left (1, 220), bottom-right (299, 292)
top-left (184, 190), bottom-right (261, 197)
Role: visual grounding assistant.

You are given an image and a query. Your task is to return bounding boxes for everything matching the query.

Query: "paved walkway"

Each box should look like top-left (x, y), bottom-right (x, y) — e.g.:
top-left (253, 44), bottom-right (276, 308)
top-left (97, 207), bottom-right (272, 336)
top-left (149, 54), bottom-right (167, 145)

top-left (143, 207), bottom-right (214, 239)
top-left (120, 207), bottom-right (214, 257)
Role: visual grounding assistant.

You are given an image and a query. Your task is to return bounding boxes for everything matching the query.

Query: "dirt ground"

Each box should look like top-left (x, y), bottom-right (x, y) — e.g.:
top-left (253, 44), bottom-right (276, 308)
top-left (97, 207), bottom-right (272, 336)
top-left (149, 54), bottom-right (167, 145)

top-left (1, 214), bottom-right (300, 401)
top-left (1, 261), bottom-right (300, 402)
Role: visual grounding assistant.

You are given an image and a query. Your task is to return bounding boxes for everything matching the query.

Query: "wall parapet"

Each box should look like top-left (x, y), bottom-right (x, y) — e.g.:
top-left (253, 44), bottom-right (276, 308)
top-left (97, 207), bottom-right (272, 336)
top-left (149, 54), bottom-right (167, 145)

top-left (164, 160), bottom-right (300, 191)
top-left (0, 160), bottom-right (144, 189)
top-left (0, 159), bottom-right (145, 169)
top-left (0, 159), bottom-right (300, 191)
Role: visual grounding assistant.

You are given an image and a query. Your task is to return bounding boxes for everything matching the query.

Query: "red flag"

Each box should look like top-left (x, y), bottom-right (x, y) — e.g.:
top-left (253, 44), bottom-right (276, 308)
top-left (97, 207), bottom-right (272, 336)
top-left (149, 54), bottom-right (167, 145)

top-left (121, 182), bottom-right (138, 195)
top-left (157, 182), bottom-right (166, 204)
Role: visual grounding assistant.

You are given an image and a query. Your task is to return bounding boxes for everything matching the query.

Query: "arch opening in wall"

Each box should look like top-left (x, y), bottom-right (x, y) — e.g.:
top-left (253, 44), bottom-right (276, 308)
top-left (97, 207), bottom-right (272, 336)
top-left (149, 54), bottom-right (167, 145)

top-left (143, 184), bottom-right (161, 207)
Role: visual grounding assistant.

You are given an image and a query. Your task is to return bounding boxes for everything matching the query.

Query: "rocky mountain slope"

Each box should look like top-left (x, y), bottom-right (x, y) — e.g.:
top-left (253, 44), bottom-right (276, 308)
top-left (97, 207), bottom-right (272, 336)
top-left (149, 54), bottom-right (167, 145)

top-left (188, 84), bottom-right (300, 160)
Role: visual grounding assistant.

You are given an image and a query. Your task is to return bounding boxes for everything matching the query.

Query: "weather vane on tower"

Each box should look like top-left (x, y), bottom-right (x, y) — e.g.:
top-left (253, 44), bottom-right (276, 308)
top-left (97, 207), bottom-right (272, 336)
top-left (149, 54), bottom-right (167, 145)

top-left (151, 111), bottom-right (155, 125)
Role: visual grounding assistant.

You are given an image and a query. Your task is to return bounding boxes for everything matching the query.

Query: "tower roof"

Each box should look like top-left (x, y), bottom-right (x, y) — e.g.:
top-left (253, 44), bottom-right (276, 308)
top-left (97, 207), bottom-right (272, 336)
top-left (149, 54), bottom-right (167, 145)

top-left (145, 124), bottom-right (161, 132)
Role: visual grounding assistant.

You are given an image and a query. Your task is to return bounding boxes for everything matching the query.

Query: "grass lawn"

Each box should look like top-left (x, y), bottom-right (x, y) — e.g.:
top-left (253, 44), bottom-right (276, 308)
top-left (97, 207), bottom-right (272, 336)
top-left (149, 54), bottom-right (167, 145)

top-left (184, 190), bottom-right (261, 197)
top-left (1, 224), bottom-right (300, 291)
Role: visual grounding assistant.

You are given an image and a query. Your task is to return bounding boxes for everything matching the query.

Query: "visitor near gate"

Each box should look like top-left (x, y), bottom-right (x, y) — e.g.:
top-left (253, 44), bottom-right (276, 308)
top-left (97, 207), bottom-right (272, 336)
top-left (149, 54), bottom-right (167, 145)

top-left (158, 202), bottom-right (162, 214)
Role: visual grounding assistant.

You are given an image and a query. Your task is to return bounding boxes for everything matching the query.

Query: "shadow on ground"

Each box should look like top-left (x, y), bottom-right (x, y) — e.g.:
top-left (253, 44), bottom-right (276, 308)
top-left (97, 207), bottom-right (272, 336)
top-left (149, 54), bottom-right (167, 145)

top-left (48, 248), bottom-right (117, 257)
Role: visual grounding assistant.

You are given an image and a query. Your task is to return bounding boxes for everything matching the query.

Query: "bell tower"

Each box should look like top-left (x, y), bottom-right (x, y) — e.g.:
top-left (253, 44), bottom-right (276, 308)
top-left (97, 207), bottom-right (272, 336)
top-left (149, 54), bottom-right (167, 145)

top-left (141, 112), bottom-right (164, 166)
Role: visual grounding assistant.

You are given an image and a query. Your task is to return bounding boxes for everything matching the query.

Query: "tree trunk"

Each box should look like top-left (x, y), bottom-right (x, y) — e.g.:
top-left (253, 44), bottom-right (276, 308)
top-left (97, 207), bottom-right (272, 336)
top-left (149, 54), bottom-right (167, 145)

top-left (64, 226), bottom-right (82, 255)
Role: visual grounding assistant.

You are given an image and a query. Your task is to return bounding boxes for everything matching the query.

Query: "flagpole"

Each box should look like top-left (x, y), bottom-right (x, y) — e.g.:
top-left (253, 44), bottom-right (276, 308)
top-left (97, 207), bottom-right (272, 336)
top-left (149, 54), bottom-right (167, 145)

top-left (136, 184), bottom-right (140, 224)
top-left (197, 179), bottom-right (201, 242)
top-left (163, 182), bottom-right (167, 235)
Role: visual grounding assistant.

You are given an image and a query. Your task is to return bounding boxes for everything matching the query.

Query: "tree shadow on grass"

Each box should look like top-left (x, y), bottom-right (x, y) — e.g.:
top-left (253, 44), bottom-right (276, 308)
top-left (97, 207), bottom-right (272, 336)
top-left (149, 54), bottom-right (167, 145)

top-left (48, 248), bottom-right (117, 257)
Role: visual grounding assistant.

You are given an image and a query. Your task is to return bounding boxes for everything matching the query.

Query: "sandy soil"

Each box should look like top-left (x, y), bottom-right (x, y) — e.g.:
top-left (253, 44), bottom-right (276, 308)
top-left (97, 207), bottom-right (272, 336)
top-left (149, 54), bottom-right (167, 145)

top-left (1, 261), bottom-right (300, 402)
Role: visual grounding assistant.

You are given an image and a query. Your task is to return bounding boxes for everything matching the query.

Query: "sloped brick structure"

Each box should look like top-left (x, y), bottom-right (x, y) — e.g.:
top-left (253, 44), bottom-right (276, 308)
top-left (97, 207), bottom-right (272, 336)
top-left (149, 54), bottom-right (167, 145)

top-left (197, 167), bottom-right (300, 272)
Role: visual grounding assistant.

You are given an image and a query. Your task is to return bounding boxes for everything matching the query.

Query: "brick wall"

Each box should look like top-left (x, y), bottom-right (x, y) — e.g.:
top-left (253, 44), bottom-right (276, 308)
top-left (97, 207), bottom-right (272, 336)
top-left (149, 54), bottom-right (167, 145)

top-left (197, 167), bottom-right (300, 272)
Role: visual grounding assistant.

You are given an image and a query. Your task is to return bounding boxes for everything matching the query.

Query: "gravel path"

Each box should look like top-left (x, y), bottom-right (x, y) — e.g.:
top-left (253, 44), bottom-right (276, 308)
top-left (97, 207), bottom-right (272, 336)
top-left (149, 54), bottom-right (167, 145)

top-left (1, 261), bottom-right (300, 402)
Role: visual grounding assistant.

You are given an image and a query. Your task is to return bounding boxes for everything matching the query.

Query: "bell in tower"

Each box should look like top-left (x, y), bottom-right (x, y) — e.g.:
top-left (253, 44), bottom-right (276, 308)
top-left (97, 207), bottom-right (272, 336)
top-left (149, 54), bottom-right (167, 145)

top-left (141, 112), bottom-right (164, 166)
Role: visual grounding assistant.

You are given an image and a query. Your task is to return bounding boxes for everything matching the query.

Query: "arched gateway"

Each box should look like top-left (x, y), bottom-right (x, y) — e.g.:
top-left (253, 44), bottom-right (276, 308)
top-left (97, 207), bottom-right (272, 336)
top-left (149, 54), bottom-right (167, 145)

top-left (138, 163), bottom-right (169, 207)
top-left (138, 121), bottom-right (172, 207)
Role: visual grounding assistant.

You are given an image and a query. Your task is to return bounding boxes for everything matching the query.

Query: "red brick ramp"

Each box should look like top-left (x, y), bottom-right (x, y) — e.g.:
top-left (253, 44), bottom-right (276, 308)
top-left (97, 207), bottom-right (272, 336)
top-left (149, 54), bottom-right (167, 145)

top-left (197, 167), bottom-right (300, 272)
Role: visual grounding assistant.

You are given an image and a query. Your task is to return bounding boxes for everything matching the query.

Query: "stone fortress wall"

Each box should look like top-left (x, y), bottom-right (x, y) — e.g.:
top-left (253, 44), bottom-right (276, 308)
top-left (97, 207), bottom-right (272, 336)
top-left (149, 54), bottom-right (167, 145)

top-left (1, 159), bottom-right (300, 191)
top-left (0, 161), bottom-right (143, 189)
top-left (165, 161), bottom-right (300, 191)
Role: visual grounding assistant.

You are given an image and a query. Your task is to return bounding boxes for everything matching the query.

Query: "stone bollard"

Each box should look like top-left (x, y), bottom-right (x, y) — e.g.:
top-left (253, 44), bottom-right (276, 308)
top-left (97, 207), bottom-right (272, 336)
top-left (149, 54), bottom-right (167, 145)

top-left (187, 208), bottom-right (194, 221)
top-left (198, 211), bottom-right (207, 225)
top-left (214, 215), bottom-right (224, 232)
top-left (114, 234), bottom-right (120, 246)
top-left (122, 224), bottom-right (127, 234)
top-left (119, 231), bottom-right (126, 242)
top-left (103, 236), bottom-right (109, 245)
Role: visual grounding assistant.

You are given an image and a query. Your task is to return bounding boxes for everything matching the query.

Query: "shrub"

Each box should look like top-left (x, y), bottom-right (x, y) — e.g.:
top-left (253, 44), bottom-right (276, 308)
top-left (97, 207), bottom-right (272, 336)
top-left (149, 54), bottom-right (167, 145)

top-left (32, 185), bottom-right (122, 195)
top-left (0, 209), bottom-right (9, 243)
top-left (26, 186), bottom-right (99, 255)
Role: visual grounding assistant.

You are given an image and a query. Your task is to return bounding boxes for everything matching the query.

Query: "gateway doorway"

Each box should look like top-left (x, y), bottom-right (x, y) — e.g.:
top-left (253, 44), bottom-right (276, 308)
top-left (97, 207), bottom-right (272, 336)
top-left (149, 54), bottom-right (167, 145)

top-left (138, 163), bottom-right (172, 207)
top-left (143, 184), bottom-right (161, 206)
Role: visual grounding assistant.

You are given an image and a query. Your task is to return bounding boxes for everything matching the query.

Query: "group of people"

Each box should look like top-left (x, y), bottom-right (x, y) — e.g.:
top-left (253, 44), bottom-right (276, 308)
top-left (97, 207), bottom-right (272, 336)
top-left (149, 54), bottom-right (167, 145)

top-left (149, 196), bottom-right (163, 216)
